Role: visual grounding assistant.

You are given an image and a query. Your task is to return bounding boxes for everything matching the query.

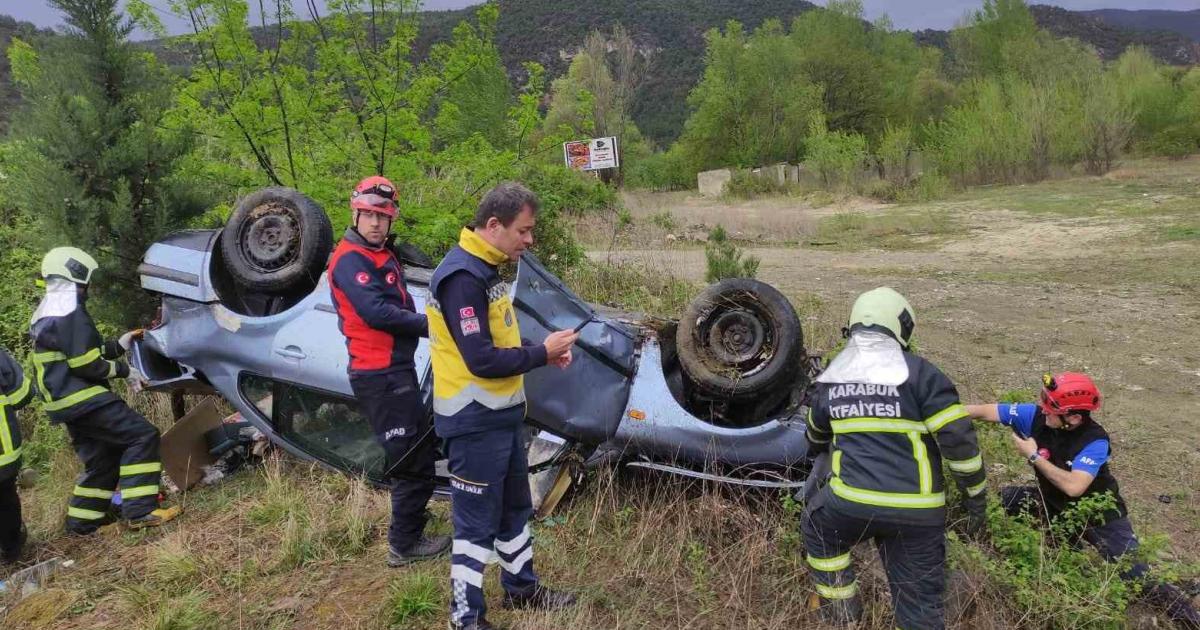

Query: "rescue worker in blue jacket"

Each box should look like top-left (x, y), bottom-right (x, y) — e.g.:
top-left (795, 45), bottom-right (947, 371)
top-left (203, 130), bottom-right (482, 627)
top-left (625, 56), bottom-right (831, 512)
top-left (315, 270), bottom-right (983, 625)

top-left (428, 182), bottom-right (579, 630)
top-left (328, 175), bottom-right (449, 566)
top-left (966, 374), bottom-right (1200, 628)
top-left (30, 247), bottom-right (175, 533)
top-left (801, 287), bottom-right (988, 629)
top-left (1, 346), bottom-right (35, 562)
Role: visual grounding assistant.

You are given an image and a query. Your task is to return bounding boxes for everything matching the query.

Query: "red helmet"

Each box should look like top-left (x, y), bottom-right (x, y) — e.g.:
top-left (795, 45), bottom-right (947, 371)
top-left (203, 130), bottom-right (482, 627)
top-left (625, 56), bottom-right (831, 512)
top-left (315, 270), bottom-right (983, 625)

top-left (1039, 372), bottom-right (1102, 415)
top-left (350, 175), bottom-right (397, 218)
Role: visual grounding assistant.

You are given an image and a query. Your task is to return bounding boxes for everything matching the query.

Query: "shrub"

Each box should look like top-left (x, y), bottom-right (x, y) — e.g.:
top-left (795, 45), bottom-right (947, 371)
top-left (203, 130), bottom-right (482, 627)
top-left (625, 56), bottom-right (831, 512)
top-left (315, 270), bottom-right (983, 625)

top-left (625, 147), bottom-right (694, 191)
top-left (875, 123), bottom-right (917, 187)
top-left (649, 210), bottom-right (677, 231)
top-left (704, 225), bottom-right (759, 282)
top-left (953, 494), bottom-right (1137, 629)
top-left (804, 116), bottom-right (868, 190)
top-left (893, 171), bottom-right (951, 203)
top-left (518, 164), bottom-right (616, 275)
top-left (724, 169), bottom-right (789, 198)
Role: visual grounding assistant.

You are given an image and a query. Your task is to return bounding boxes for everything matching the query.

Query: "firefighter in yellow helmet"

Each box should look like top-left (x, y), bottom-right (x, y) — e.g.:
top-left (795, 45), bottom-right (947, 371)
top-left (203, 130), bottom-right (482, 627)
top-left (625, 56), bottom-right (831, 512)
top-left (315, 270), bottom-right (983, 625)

top-left (800, 287), bottom-right (987, 628)
top-left (30, 247), bottom-right (177, 533)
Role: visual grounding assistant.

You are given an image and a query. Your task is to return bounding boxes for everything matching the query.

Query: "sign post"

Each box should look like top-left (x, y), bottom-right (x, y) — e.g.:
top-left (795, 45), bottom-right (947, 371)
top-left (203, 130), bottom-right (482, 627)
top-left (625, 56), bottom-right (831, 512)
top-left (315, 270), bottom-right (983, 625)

top-left (563, 136), bottom-right (620, 172)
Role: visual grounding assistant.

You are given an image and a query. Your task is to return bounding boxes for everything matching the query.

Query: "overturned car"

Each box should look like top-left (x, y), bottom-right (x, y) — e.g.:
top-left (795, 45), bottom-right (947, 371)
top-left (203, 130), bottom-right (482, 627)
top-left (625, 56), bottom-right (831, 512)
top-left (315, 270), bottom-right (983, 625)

top-left (133, 188), bottom-right (813, 499)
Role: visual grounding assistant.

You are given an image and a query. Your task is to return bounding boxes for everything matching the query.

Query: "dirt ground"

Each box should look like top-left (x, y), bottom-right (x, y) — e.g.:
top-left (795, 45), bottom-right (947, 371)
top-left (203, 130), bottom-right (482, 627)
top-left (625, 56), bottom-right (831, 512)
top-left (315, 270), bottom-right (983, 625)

top-left (598, 157), bottom-right (1200, 562)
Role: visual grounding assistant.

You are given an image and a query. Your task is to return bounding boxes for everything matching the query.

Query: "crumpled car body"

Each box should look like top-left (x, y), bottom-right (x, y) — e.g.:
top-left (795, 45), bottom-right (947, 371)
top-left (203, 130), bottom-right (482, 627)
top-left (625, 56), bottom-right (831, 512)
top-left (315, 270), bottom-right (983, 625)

top-left (135, 230), bottom-right (810, 489)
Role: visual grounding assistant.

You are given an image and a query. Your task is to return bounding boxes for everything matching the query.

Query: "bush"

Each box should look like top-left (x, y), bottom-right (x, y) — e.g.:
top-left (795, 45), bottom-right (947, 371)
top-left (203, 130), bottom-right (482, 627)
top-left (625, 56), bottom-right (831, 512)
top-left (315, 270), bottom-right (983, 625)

top-left (704, 225), bottom-right (759, 282)
top-left (518, 164), bottom-right (618, 275)
top-left (924, 77), bottom-right (1032, 185)
top-left (953, 494), bottom-right (1138, 629)
top-left (893, 171), bottom-right (951, 203)
top-left (649, 210), bottom-right (678, 231)
top-left (1081, 74), bottom-right (1135, 175)
top-left (875, 123), bottom-right (917, 187)
top-left (625, 147), bottom-right (694, 191)
top-left (804, 116), bottom-right (868, 190)
top-left (724, 169), bottom-right (789, 198)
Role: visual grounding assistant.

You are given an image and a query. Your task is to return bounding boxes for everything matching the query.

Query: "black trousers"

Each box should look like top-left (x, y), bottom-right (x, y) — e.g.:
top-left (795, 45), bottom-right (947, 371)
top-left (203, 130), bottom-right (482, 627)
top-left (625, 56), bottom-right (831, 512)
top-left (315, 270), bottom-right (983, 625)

top-left (802, 489), bottom-right (947, 630)
top-left (350, 369), bottom-right (436, 550)
top-left (64, 401), bottom-right (161, 532)
top-left (0, 476), bottom-right (22, 561)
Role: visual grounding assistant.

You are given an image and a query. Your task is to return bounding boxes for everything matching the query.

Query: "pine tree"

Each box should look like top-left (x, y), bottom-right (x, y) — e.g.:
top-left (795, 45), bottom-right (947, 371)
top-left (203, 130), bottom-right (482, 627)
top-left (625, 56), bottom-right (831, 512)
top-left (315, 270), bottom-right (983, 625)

top-left (6, 0), bottom-right (208, 327)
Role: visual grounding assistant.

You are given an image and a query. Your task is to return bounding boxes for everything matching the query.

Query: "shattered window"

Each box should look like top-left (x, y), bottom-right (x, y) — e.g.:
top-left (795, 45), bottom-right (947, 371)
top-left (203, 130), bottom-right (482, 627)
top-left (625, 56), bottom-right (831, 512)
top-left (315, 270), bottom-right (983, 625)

top-left (239, 374), bottom-right (385, 481)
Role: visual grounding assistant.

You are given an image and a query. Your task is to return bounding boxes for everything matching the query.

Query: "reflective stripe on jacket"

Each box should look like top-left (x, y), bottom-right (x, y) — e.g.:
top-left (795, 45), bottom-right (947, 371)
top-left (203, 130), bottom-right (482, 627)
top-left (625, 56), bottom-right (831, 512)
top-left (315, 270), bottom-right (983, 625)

top-left (29, 306), bottom-right (128, 422)
top-left (806, 352), bottom-right (986, 525)
top-left (428, 229), bottom-right (544, 438)
top-left (0, 347), bottom-right (36, 479)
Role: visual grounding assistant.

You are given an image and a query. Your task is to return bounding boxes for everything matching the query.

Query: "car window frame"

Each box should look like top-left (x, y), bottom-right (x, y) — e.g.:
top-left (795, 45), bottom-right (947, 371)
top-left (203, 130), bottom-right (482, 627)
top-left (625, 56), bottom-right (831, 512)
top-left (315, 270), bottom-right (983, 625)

top-left (236, 371), bottom-right (390, 484)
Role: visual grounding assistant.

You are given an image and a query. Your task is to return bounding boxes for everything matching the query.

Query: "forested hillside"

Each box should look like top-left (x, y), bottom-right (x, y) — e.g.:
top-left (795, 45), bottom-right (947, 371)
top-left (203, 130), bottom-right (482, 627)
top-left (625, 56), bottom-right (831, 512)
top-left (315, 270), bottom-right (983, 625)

top-left (5, 2), bottom-right (1199, 144)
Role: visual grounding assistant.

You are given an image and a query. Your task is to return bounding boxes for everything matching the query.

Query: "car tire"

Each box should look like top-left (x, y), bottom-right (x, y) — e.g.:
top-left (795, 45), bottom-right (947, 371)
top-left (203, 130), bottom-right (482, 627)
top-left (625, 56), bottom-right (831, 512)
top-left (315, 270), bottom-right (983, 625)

top-left (392, 241), bottom-right (435, 269)
top-left (220, 187), bottom-right (333, 292)
top-left (676, 278), bottom-right (804, 400)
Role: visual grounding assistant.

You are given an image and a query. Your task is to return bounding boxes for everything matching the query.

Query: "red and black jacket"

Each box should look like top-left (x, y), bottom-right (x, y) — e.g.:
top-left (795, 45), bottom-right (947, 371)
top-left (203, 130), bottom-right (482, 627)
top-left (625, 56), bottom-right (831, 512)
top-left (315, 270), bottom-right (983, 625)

top-left (328, 228), bottom-right (428, 374)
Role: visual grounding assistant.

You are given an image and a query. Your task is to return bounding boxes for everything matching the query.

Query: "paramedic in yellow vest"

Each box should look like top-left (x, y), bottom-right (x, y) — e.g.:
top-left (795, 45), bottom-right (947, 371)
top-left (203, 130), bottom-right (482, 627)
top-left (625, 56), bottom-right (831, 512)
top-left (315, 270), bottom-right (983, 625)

top-left (427, 182), bottom-right (578, 630)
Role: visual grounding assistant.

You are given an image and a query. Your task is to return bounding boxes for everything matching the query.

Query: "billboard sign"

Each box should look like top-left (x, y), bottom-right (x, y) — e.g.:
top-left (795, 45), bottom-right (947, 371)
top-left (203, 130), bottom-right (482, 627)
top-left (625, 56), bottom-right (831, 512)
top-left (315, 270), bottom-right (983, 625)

top-left (563, 136), bottom-right (619, 171)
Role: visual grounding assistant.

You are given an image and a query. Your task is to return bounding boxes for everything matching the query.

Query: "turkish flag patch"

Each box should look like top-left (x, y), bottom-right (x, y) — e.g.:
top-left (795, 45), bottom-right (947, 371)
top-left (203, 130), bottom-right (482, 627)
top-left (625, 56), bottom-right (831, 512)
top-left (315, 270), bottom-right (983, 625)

top-left (386, 272), bottom-right (397, 285)
top-left (355, 272), bottom-right (370, 285)
top-left (459, 306), bottom-right (475, 319)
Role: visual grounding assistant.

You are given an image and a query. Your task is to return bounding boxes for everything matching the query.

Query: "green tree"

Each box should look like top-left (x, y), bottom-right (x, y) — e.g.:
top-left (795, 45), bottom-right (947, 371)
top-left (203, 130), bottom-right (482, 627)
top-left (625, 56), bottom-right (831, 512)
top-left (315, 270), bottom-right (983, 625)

top-left (1080, 73), bottom-right (1135, 175)
top-left (1114, 47), bottom-right (1198, 156)
top-left (788, 2), bottom-right (936, 139)
top-left (430, 4), bottom-right (513, 149)
top-left (542, 25), bottom-right (652, 184)
top-left (5, 0), bottom-right (208, 327)
top-left (950, 0), bottom-right (1100, 88)
top-left (170, 0), bottom-right (596, 273)
top-left (804, 114), bottom-right (868, 190)
top-left (676, 20), bottom-right (821, 172)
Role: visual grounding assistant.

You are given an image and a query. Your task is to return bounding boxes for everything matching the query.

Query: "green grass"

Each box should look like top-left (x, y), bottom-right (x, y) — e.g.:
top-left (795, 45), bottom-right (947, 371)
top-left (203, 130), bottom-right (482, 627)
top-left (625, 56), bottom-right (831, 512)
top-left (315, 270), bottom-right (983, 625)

top-left (564, 259), bottom-right (697, 318)
top-left (1162, 223), bottom-right (1200, 241)
top-left (951, 163), bottom-right (1200, 219)
top-left (387, 573), bottom-right (442, 626)
top-left (997, 389), bottom-right (1035, 404)
top-left (812, 210), bottom-right (964, 250)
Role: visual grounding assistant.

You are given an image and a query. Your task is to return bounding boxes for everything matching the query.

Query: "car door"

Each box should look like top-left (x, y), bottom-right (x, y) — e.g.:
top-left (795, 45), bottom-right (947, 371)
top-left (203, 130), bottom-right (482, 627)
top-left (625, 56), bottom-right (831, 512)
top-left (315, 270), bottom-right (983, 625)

top-left (512, 253), bottom-right (638, 444)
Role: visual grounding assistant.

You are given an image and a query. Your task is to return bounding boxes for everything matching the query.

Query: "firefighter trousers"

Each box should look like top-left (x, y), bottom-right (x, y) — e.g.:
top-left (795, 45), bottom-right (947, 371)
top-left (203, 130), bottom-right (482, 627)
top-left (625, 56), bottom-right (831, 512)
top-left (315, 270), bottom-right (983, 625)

top-left (0, 476), bottom-right (22, 561)
top-left (63, 401), bottom-right (161, 533)
top-left (350, 369), bottom-right (436, 551)
top-left (445, 425), bottom-right (539, 628)
top-left (802, 489), bottom-right (947, 630)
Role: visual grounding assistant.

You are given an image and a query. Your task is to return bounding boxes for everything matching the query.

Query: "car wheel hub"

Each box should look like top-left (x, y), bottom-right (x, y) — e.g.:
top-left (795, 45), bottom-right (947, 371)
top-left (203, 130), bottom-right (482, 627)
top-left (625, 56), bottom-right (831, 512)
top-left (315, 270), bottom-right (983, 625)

top-left (707, 309), bottom-right (767, 366)
top-left (241, 203), bottom-right (300, 272)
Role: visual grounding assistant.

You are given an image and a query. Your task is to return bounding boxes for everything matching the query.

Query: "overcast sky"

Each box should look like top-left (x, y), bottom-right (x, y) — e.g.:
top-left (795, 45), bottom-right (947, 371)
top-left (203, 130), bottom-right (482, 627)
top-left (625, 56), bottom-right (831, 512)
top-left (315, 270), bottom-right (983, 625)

top-left (6, 0), bottom-right (1198, 38)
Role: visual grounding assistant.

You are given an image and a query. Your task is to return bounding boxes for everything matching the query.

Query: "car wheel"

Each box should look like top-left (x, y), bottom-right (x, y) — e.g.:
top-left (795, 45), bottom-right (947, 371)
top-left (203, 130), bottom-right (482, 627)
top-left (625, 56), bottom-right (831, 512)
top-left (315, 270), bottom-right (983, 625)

top-left (220, 187), bottom-right (333, 292)
top-left (676, 278), bottom-right (804, 400)
top-left (391, 241), bottom-right (435, 269)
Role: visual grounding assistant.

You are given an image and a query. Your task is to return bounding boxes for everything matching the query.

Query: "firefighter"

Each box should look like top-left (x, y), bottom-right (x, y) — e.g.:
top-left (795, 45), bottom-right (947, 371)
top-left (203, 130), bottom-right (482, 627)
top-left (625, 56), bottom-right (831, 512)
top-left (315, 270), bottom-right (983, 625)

top-left (965, 373), bottom-right (1200, 628)
top-left (1, 345), bottom-right (35, 562)
top-left (428, 182), bottom-right (578, 630)
top-left (29, 247), bottom-right (175, 533)
top-left (801, 287), bottom-right (988, 629)
top-left (328, 175), bottom-right (449, 566)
